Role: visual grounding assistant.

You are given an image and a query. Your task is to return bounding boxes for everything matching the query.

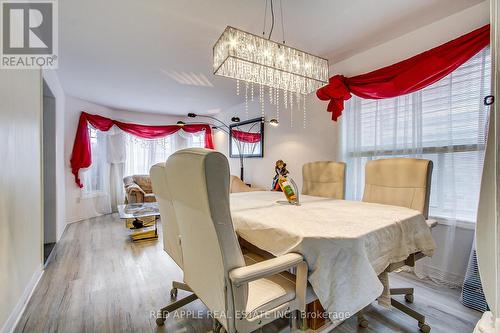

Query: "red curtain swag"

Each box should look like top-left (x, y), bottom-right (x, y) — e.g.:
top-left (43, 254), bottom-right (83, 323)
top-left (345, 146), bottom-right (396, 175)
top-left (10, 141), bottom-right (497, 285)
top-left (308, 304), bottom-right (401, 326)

top-left (70, 112), bottom-right (215, 188)
top-left (231, 129), bottom-right (262, 143)
top-left (317, 24), bottom-right (490, 121)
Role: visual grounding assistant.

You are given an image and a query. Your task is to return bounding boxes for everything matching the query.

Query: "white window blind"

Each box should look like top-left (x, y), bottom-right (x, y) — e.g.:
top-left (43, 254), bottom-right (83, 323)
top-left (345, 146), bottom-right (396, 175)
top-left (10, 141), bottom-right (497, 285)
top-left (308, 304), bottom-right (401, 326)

top-left (342, 48), bottom-right (490, 223)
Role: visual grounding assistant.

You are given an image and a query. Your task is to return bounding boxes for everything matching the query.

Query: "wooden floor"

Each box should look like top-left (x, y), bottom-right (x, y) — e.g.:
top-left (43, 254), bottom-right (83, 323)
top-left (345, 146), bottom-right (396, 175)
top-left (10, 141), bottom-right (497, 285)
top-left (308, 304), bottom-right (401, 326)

top-left (16, 214), bottom-right (481, 333)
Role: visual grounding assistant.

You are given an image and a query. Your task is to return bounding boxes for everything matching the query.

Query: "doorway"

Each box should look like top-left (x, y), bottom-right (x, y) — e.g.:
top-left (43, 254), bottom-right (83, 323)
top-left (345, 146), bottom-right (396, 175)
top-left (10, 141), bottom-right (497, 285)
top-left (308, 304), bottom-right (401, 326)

top-left (43, 80), bottom-right (57, 264)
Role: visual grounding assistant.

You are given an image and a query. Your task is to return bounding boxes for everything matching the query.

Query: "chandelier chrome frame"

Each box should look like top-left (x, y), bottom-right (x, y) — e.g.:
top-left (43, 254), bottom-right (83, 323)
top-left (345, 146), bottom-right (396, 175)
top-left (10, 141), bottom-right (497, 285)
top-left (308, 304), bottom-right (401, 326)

top-left (213, 26), bottom-right (329, 95)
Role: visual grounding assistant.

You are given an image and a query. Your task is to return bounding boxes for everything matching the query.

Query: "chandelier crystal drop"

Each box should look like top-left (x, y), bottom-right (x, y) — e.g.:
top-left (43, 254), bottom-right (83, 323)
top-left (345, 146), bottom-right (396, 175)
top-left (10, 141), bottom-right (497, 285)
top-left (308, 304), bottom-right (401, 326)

top-left (213, 26), bottom-right (329, 95)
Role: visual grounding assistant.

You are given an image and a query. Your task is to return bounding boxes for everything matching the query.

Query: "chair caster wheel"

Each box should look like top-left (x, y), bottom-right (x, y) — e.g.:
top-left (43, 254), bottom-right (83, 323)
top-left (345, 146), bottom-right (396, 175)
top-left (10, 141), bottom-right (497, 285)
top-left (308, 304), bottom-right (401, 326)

top-left (156, 317), bottom-right (165, 326)
top-left (213, 320), bottom-right (226, 333)
top-left (358, 319), bottom-right (369, 328)
top-left (170, 287), bottom-right (178, 300)
top-left (418, 322), bottom-right (431, 333)
top-left (405, 294), bottom-right (414, 303)
top-left (358, 315), bottom-right (369, 328)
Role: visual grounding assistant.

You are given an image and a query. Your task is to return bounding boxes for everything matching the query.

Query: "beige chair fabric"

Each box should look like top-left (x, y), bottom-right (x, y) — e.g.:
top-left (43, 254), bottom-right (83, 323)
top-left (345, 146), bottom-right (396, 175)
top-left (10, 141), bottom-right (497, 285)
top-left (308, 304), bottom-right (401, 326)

top-left (123, 175), bottom-right (156, 203)
top-left (150, 163), bottom-right (183, 268)
top-left (302, 161), bottom-right (346, 199)
top-left (165, 148), bottom-right (307, 333)
top-left (362, 158), bottom-right (433, 218)
top-left (230, 175), bottom-right (265, 193)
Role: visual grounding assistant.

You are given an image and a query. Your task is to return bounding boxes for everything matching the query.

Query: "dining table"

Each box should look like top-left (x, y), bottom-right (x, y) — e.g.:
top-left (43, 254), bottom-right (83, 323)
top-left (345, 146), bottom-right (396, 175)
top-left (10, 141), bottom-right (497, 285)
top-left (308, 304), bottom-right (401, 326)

top-left (229, 191), bottom-right (436, 325)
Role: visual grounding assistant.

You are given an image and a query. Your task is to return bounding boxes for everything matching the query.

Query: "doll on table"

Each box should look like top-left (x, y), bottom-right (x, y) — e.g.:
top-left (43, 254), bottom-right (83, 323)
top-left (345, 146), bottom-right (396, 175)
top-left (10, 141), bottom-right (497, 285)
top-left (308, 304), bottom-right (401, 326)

top-left (272, 160), bottom-right (289, 191)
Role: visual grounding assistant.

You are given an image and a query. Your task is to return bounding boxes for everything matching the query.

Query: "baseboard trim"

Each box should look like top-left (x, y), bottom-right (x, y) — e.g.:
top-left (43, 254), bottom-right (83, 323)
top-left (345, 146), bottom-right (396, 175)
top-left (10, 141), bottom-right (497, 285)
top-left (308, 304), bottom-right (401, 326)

top-left (418, 264), bottom-right (465, 288)
top-left (1, 265), bottom-right (44, 333)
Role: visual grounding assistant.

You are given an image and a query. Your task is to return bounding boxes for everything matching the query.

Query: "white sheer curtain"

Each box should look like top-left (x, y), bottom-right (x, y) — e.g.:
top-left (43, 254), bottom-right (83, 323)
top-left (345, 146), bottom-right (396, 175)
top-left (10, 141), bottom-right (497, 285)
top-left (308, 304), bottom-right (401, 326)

top-left (81, 126), bottom-right (206, 213)
top-left (342, 48), bottom-right (490, 286)
top-left (80, 127), bottom-right (112, 215)
top-left (107, 130), bottom-right (126, 212)
top-left (124, 130), bottom-right (206, 176)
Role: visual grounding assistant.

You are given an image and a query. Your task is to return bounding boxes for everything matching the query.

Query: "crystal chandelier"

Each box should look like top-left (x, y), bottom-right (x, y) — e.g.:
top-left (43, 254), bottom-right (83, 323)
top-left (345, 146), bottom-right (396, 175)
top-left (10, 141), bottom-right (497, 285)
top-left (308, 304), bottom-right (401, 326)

top-left (213, 26), bottom-right (328, 95)
top-left (212, 1), bottom-right (329, 127)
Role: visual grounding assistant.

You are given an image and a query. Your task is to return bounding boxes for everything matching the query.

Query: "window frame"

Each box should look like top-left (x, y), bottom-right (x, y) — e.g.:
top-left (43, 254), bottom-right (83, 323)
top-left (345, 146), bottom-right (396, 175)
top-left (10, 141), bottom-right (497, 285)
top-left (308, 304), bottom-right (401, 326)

top-left (342, 48), bottom-right (490, 226)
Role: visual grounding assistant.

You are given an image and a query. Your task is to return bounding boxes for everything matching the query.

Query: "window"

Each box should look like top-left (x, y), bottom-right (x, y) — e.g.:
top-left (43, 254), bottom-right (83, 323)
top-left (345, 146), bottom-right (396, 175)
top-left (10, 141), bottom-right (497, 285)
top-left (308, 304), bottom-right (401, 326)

top-left (184, 131), bottom-right (206, 148)
top-left (124, 130), bottom-right (206, 177)
top-left (81, 127), bottom-right (107, 195)
top-left (342, 48), bottom-right (490, 223)
top-left (124, 135), bottom-right (174, 176)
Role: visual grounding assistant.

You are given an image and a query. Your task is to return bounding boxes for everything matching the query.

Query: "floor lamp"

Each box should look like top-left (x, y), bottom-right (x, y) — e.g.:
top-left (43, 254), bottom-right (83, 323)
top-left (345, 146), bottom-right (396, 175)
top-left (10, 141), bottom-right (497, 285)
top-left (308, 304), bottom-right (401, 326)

top-left (185, 113), bottom-right (278, 181)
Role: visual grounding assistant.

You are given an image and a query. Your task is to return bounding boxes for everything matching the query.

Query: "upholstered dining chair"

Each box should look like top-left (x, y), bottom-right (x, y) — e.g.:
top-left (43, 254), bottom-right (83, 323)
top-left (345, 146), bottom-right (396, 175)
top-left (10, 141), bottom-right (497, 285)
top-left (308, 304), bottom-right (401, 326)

top-left (302, 161), bottom-right (346, 199)
top-left (161, 148), bottom-right (308, 333)
top-left (230, 175), bottom-right (265, 193)
top-left (361, 157), bottom-right (435, 333)
top-left (150, 163), bottom-right (198, 325)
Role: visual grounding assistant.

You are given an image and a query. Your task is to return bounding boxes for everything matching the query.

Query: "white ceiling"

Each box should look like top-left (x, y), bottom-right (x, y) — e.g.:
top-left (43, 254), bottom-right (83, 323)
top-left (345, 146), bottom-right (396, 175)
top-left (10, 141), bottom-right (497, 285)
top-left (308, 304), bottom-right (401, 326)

top-left (57, 0), bottom-right (484, 115)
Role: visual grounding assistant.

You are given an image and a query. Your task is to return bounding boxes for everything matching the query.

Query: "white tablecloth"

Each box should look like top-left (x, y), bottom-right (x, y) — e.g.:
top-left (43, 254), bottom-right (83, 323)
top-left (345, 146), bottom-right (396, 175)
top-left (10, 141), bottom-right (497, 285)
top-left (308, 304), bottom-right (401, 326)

top-left (230, 191), bottom-right (436, 320)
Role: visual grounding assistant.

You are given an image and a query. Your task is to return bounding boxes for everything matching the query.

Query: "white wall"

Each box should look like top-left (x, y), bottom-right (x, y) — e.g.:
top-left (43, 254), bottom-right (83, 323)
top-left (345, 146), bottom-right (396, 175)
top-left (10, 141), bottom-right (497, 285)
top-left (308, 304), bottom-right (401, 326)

top-left (333, 1), bottom-right (490, 76)
top-left (330, 1), bottom-right (490, 286)
top-left (42, 70), bottom-right (67, 241)
top-left (214, 95), bottom-right (339, 190)
top-left (0, 70), bottom-right (43, 332)
top-left (64, 96), bottom-right (184, 223)
top-left (110, 109), bottom-right (183, 125)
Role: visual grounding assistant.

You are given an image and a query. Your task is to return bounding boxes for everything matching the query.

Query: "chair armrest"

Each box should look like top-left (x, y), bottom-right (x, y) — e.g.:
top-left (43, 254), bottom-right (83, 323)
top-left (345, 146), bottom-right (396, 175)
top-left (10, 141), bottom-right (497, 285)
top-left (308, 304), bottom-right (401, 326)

top-left (426, 219), bottom-right (438, 229)
top-left (125, 183), bottom-right (145, 195)
top-left (125, 184), bottom-right (145, 204)
top-left (229, 253), bottom-right (303, 287)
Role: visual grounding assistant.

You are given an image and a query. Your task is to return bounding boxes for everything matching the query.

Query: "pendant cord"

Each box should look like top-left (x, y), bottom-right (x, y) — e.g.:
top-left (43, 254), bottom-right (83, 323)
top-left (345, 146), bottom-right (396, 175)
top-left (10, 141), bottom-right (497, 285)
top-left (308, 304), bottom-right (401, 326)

top-left (280, 0), bottom-right (285, 44)
top-left (268, 0), bottom-right (274, 40)
top-left (262, 0), bottom-right (268, 36)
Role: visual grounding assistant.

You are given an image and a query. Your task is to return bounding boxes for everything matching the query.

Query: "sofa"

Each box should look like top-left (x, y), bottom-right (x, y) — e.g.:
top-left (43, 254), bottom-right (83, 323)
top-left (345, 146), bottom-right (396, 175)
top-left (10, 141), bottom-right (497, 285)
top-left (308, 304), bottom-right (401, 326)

top-left (123, 175), bottom-right (156, 203)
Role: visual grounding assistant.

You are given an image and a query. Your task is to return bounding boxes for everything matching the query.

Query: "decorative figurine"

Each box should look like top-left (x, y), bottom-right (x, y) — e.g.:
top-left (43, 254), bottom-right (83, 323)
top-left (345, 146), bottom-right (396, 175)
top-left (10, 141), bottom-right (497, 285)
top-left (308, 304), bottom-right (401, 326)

top-left (272, 159), bottom-right (289, 191)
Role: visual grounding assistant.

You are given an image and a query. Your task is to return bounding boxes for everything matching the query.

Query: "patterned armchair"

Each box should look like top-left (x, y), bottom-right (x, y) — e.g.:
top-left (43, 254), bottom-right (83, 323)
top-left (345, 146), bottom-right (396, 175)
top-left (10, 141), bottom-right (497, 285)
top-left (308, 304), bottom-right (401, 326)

top-left (123, 175), bottom-right (156, 204)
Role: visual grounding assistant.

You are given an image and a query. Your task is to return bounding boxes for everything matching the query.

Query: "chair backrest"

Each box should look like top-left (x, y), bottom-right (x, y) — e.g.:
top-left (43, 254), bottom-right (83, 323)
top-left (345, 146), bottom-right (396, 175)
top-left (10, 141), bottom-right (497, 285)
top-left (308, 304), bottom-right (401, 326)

top-left (230, 175), bottom-right (262, 193)
top-left (302, 161), bottom-right (346, 199)
top-left (165, 148), bottom-right (246, 330)
top-left (150, 163), bottom-right (183, 268)
top-left (362, 158), bottom-right (433, 219)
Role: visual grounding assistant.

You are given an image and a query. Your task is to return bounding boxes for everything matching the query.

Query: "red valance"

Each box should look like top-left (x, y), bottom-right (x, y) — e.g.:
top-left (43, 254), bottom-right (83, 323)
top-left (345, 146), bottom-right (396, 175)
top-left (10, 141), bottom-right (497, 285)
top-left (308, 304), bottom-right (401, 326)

top-left (70, 112), bottom-right (214, 188)
top-left (231, 129), bottom-right (262, 143)
top-left (317, 24), bottom-right (490, 121)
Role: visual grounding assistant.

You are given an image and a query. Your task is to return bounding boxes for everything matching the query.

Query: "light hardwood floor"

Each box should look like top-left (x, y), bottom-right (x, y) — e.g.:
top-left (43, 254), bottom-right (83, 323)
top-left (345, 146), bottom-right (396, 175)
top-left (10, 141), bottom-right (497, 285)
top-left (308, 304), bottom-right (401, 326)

top-left (16, 214), bottom-right (480, 333)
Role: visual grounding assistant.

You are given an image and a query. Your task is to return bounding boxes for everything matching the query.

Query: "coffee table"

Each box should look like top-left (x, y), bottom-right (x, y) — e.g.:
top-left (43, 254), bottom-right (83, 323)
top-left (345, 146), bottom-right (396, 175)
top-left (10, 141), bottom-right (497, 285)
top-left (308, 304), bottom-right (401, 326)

top-left (117, 202), bottom-right (160, 241)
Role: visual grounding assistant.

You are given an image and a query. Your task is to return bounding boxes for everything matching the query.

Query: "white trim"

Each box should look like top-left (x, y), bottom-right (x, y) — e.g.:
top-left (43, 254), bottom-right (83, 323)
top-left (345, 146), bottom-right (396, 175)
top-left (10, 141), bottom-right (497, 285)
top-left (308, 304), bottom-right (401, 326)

top-left (1, 265), bottom-right (44, 333)
top-left (420, 263), bottom-right (465, 288)
top-left (430, 216), bottom-right (476, 230)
